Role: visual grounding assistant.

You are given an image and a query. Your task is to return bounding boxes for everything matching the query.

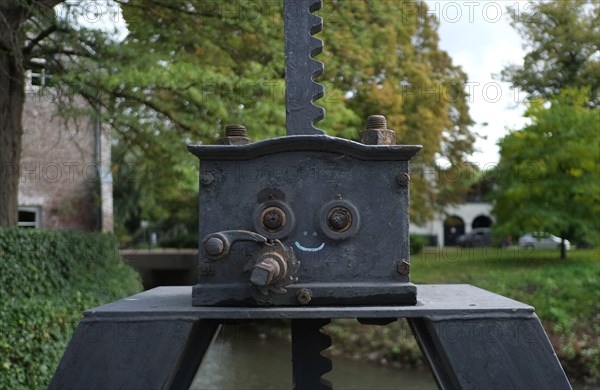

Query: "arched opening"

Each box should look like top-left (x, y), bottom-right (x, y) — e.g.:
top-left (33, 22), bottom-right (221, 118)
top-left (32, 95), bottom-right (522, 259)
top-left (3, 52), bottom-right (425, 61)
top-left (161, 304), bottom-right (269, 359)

top-left (472, 215), bottom-right (492, 229)
top-left (444, 215), bottom-right (465, 246)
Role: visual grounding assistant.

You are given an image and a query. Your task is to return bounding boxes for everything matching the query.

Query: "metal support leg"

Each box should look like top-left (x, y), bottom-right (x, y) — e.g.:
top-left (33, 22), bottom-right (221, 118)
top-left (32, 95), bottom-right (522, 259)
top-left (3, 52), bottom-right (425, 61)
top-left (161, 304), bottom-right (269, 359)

top-left (291, 319), bottom-right (333, 390)
top-left (50, 317), bottom-right (221, 390)
top-left (408, 314), bottom-right (571, 389)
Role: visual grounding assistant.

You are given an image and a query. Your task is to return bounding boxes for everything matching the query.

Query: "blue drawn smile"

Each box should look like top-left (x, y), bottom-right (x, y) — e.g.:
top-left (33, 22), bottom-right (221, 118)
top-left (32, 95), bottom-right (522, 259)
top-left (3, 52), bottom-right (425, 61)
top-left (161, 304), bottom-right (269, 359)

top-left (294, 241), bottom-right (325, 252)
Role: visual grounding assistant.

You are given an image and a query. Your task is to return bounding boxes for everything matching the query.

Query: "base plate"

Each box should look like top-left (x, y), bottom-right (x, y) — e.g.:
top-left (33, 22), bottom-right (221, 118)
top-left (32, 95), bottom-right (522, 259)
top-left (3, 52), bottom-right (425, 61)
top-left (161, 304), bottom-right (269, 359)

top-left (87, 284), bottom-right (534, 320)
top-left (192, 282), bottom-right (417, 306)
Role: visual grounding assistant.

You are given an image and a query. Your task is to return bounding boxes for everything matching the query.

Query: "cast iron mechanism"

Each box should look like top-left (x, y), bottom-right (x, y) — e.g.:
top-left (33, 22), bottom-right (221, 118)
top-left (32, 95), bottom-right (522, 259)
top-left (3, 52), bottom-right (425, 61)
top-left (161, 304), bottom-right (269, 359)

top-left (202, 230), bottom-right (299, 295)
top-left (189, 0), bottom-right (421, 308)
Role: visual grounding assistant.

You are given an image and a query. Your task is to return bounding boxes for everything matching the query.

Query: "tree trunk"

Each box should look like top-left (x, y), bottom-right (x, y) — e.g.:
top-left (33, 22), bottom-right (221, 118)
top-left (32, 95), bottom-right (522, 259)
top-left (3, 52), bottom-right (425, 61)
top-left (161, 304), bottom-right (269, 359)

top-left (0, 5), bottom-right (26, 227)
top-left (560, 236), bottom-right (567, 260)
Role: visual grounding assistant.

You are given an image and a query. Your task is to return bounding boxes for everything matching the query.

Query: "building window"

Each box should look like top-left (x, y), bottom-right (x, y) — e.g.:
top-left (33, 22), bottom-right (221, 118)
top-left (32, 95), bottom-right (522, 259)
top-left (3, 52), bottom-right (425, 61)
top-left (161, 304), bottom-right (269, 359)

top-left (26, 58), bottom-right (50, 92)
top-left (18, 207), bottom-right (41, 228)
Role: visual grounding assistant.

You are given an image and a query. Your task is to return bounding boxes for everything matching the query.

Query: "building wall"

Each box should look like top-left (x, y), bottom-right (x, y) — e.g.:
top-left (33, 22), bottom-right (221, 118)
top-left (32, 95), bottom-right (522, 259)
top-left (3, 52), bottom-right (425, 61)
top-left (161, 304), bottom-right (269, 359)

top-left (411, 202), bottom-right (494, 247)
top-left (18, 89), bottom-right (113, 231)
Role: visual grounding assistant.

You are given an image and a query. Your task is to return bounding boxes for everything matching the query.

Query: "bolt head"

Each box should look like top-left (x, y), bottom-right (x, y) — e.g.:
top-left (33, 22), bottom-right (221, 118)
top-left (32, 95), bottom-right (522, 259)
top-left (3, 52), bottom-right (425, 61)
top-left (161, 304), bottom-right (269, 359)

top-left (396, 260), bottom-right (410, 275)
top-left (297, 289), bottom-right (312, 305)
top-left (396, 173), bottom-right (410, 186)
top-left (201, 172), bottom-right (215, 186)
top-left (199, 263), bottom-right (213, 276)
top-left (260, 207), bottom-right (286, 231)
top-left (327, 207), bottom-right (352, 232)
top-left (250, 257), bottom-right (280, 287)
top-left (250, 266), bottom-right (273, 287)
top-left (204, 237), bottom-right (224, 256)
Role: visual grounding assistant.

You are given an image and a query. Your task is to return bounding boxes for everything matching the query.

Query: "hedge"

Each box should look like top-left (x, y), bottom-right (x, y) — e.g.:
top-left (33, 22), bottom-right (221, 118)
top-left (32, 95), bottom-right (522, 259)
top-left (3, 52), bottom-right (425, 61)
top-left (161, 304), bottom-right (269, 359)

top-left (0, 228), bottom-right (142, 389)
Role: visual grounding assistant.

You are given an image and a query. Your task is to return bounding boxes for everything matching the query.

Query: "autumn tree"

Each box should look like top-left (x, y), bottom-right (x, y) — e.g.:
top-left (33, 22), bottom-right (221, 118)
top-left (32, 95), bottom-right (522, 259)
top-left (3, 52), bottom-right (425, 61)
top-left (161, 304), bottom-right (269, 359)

top-left (1, 1), bottom-right (475, 233)
top-left (106, 1), bottom-right (475, 232)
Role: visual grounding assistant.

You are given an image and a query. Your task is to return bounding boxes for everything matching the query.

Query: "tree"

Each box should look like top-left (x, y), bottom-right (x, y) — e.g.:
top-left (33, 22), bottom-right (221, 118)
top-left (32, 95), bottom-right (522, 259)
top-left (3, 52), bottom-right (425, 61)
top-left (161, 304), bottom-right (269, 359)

top-left (501, 0), bottom-right (600, 106)
top-left (1, 1), bottom-right (476, 231)
top-left (1, 1), bottom-right (62, 226)
top-left (492, 89), bottom-right (600, 258)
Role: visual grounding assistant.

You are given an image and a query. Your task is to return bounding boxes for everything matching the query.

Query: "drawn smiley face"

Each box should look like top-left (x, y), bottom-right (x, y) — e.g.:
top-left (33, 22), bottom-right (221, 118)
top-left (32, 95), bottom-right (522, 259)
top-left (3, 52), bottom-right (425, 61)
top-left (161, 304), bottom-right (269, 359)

top-left (253, 193), bottom-right (360, 255)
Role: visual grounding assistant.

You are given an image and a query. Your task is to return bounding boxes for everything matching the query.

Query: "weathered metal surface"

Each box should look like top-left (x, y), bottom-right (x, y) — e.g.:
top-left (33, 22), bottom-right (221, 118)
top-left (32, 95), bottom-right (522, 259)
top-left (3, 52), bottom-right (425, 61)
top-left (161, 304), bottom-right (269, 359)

top-left (360, 115), bottom-right (397, 145)
top-left (49, 317), bottom-right (220, 390)
top-left (188, 135), bottom-right (422, 161)
top-left (190, 142), bottom-right (420, 306)
top-left (50, 285), bottom-right (572, 390)
top-left (409, 315), bottom-right (572, 389)
top-left (284, 0), bottom-right (325, 135)
top-left (292, 319), bottom-right (332, 390)
top-left (76, 285), bottom-right (535, 319)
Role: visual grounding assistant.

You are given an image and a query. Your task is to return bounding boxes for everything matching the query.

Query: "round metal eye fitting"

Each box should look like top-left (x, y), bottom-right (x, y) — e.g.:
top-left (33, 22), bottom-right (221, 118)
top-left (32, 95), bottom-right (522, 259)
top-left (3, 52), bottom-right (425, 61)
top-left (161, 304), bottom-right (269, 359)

top-left (254, 201), bottom-right (295, 239)
top-left (320, 200), bottom-right (360, 240)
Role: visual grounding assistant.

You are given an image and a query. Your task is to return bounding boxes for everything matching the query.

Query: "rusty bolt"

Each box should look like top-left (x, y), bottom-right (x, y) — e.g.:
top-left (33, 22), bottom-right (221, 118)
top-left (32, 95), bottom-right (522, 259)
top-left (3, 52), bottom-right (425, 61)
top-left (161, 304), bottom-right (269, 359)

top-left (250, 257), bottom-right (281, 287)
top-left (297, 289), bottom-right (312, 305)
top-left (361, 115), bottom-right (396, 145)
top-left (327, 207), bottom-right (352, 232)
top-left (205, 237), bottom-right (225, 256)
top-left (225, 124), bottom-right (248, 137)
top-left (396, 260), bottom-right (410, 275)
top-left (260, 207), bottom-right (286, 231)
top-left (396, 173), bottom-right (410, 186)
top-left (201, 172), bottom-right (215, 186)
top-left (218, 124), bottom-right (251, 145)
top-left (366, 115), bottom-right (387, 130)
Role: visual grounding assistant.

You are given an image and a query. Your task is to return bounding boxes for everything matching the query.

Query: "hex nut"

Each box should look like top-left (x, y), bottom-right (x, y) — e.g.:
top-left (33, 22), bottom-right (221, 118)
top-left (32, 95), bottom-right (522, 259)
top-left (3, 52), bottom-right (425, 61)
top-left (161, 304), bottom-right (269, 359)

top-left (396, 260), bottom-right (410, 275)
top-left (297, 289), bottom-right (312, 305)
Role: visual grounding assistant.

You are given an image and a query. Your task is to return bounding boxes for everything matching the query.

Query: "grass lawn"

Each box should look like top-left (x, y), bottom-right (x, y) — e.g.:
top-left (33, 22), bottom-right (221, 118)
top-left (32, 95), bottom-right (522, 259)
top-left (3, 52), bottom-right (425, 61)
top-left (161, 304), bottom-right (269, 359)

top-left (327, 247), bottom-right (600, 384)
top-left (412, 247), bottom-right (600, 332)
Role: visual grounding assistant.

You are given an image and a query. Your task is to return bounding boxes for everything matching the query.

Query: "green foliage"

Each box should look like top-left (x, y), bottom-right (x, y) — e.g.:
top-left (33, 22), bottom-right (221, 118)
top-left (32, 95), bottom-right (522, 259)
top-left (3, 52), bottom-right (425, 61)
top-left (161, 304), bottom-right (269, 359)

top-left (327, 248), bottom-right (600, 383)
top-left (501, 0), bottom-right (600, 106)
top-left (38, 1), bottom-right (476, 235)
top-left (491, 89), bottom-right (600, 255)
top-left (411, 247), bottom-right (600, 383)
top-left (0, 228), bottom-right (142, 389)
top-left (409, 234), bottom-right (428, 255)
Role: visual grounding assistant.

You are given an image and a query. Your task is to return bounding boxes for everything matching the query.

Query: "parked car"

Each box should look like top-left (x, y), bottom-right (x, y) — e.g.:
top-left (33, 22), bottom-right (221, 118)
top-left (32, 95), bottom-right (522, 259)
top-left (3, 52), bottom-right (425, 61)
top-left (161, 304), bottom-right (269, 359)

top-left (518, 232), bottom-right (571, 250)
top-left (457, 228), bottom-right (493, 247)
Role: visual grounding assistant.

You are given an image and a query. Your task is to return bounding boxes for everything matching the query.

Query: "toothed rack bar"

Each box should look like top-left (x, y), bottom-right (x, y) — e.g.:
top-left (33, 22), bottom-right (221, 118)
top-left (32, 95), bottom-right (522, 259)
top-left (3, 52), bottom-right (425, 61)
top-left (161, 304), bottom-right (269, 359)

top-left (284, 0), bottom-right (326, 135)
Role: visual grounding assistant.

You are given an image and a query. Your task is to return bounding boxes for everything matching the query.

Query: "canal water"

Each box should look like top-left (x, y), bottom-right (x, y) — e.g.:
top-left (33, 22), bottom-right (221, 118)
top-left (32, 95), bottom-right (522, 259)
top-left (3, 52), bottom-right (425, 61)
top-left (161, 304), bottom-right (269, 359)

top-left (191, 324), bottom-right (436, 390)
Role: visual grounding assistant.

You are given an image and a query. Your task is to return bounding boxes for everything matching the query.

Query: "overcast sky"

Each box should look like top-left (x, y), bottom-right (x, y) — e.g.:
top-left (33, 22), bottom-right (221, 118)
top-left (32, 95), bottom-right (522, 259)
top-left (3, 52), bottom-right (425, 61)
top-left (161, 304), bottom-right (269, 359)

top-left (425, 0), bottom-right (532, 166)
top-left (77, 0), bottom-right (532, 166)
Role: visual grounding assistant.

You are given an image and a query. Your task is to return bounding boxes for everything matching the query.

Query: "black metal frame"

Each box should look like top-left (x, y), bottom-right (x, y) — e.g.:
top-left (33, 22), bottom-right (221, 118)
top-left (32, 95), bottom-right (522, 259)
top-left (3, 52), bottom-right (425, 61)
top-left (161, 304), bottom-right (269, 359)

top-left (50, 285), bottom-right (572, 390)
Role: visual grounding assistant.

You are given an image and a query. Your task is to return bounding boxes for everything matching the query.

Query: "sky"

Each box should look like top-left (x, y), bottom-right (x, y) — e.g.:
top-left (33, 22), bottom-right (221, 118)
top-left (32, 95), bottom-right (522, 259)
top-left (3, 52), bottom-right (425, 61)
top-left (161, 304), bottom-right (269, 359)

top-left (425, 0), bottom-right (531, 166)
top-left (72, 0), bottom-right (532, 166)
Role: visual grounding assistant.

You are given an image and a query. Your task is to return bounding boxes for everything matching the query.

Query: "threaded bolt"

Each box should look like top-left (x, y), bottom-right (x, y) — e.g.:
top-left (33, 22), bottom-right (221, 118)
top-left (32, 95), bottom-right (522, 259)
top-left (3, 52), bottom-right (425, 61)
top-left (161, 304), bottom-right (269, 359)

top-left (366, 115), bottom-right (387, 130)
top-left (225, 124), bottom-right (247, 137)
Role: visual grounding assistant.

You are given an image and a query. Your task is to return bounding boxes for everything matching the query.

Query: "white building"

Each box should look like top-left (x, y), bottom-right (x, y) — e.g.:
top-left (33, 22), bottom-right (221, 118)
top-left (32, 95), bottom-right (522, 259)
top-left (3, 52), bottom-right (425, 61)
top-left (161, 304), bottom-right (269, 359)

top-left (411, 180), bottom-right (494, 247)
